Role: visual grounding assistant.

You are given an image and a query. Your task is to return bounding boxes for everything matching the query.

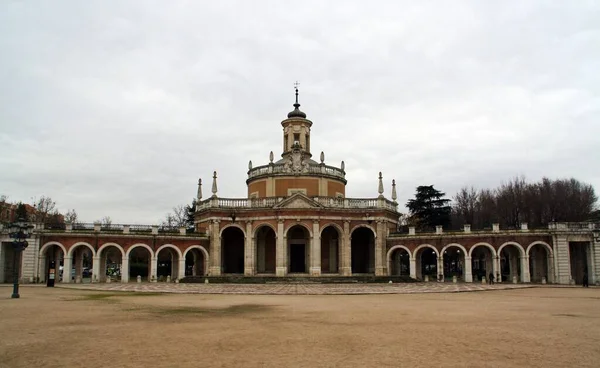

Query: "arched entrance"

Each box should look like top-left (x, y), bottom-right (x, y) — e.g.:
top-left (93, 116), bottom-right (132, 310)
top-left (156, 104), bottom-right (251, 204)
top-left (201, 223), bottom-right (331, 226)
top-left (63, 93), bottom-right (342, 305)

top-left (569, 241), bottom-right (590, 285)
top-left (320, 226), bottom-right (340, 274)
top-left (98, 244), bottom-right (123, 282)
top-left (389, 247), bottom-right (410, 276)
top-left (221, 226), bottom-right (245, 274)
top-left (287, 225), bottom-right (310, 273)
top-left (442, 245), bottom-right (465, 281)
top-left (528, 243), bottom-right (551, 283)
top-left (415, 246), bottom-right (437, 280)
top-left (38, 243), bottom-right (65, 283)
top-left (500, 243), bottom-right (522, 282)
top-left (156, 246), bottom-right (180, 281)
top-left (351, 227), bottom-right (375, 274)
top-left (67, 243), bottom-right (94, 283)
top-left (255, 226), bottom-right (276, 274)
top-left (128, 246), bottom-right (151, 281)
top-left (185, 248), bottom-right (206, 276)
top-left (470, 245), bottom-right (495, 282)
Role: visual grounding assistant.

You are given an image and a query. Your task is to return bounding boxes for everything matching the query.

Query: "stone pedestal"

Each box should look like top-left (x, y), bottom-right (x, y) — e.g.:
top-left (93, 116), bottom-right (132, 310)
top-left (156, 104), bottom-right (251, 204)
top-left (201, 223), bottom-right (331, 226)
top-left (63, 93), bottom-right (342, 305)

top-left (75, 276), bottom-right (82, 284)
top-left (166, 275), bottom-right (171, 283)
top-left (481, 277), bottom-right (486, 284)
top-left (424, 275), bottom-right (429, 282)
top-left (204, 278), bottom-right (209, 284)
top-left (542, 277), bottom-right (547, 284)
top-left (137, 275), bottom-right (142, 283)
top-left (512, 276), bottom-right (518, 284)
top-left (452, 275), bottom-right (457, 283)
top-left (106, 277), bottom-right (111, 283)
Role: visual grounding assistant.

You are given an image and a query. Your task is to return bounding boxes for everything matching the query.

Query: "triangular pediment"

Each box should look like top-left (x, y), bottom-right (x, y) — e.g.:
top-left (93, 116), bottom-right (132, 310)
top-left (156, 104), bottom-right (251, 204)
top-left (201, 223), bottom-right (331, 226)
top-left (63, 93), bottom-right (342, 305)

top-left (273, 193), bottom-right (323, 209)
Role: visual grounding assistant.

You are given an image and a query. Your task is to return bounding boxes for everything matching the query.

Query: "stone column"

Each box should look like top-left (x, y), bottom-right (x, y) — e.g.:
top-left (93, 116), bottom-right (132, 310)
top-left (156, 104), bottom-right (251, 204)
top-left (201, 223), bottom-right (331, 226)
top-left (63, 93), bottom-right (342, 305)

top-left (438, 256), bottom-right (444, 282)
top-left (92, 256), bottom-right (100, 283)
top-left (62, 257), bottom-right (72, 283)
top-left (310, 220), bottom-right (321, 276)
top-left (464, 256), bottom-right (473, 282)
top-left (409, 257), bottom-right (417, 279)
top-left (521, 255), bottom-right (530, 283)
top-left (341, 221), bottom-right (351, 276)
top-left (209, 220), bottom-right (221, 276)
top-left (38, 255), bottom-right (46, 283)
top-left (375, 221), bottom-right (384, 276)
top-left (276, 220), bottom-right (286, 276)
top-left (150, 256), bottom-right (158, 282)
top-left (178, 257), bottom-right (186, 280)
top-left (492, 256), bottom-right (499, 283)
top-left (244, 221), bottom-right (253, 276)
top-left (121, 256), bottom-right (129, 283)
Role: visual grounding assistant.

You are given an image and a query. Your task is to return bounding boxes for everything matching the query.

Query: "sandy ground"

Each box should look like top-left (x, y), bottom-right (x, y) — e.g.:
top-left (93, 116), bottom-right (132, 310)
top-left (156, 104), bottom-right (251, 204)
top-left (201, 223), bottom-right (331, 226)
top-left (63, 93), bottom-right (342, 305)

top-left (1, 286), bottom-right (599, 368)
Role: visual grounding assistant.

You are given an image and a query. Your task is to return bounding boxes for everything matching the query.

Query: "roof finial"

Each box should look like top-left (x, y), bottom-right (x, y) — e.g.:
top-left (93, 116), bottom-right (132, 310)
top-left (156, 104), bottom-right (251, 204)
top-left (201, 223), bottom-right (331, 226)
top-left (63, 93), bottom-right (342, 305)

top-left (287, 82), bottom-right (307, 118)
top-left (294, 81), bottom-right (300, 105)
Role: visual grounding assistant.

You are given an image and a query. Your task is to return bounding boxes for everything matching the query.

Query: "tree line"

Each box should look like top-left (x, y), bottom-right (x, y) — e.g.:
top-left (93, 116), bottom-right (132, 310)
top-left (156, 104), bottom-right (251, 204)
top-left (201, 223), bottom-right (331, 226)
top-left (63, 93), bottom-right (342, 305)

top-left (405, 177), bottom-right (598, 231)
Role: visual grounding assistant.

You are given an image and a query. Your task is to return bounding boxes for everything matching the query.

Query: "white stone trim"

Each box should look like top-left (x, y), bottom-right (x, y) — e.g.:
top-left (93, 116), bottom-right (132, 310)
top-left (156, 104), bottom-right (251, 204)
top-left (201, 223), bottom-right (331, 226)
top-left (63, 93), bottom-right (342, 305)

top-left (66, 241), bottom-right (96, 258)
top-left (155, 244), bottom-right (183, 259)
top-left (125, 243), bottom-right (155, 258)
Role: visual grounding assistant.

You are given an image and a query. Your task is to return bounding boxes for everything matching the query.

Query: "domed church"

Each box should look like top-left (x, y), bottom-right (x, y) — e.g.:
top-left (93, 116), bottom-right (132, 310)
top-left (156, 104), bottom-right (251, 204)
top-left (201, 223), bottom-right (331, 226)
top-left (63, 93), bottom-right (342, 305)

top-left (194, 87), bottom-right (401, 277)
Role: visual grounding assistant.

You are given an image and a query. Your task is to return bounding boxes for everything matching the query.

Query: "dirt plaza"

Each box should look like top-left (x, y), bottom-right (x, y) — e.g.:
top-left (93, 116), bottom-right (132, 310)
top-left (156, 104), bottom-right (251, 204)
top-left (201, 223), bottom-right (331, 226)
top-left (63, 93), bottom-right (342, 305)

top-left (1, 285), bottom-right (599, 368)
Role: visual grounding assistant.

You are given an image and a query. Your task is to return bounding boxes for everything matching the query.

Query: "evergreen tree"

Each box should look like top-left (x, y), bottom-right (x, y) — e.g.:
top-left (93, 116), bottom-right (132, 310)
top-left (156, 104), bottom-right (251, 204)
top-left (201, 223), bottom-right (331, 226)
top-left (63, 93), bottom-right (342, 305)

top-left (186, 199), bottom-right (197, 231)
top-left (15, 202), bottom-right (28, 221)
top-left (406, 185), bottom-right (451, 230)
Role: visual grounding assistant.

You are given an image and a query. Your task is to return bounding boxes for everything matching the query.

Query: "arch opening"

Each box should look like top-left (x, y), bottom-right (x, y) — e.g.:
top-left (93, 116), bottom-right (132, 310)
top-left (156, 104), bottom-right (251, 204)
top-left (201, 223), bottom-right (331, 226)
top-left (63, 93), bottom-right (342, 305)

top-left (389, 248), bottom-right (410, 276)
top-left (68, 244), bottom-right (94, 283)
top-left (529, 243), bottom-right (550, 283)
top-left (221, 227), bottom-right (245, 274)
top-left (156, 247), bottom-right (180, 281)
top-left (442, 246), bottom-right (465, 281)
top-left (185, 248), bottom-right (206, 276)
top-left (256, 226), bottom-right (276, 274)
top-left (287, 225), bottom-right (310, 273)
top-left (320, 226), bottom-right (340, 274)
top-left (351, 227), bottom-right (375, 274)
top-left (100, 245), bottom-right (122, 282)
top-left (129, 246), bottom-right (151, 281)
top-left (37, 244), bottom-right (65, 283)
top-left (416, 247), bottom-right (437, 280)
top-left (500, 244), bottom-right (522, 282)
top-left (471, 246), bottom-right (494, 282)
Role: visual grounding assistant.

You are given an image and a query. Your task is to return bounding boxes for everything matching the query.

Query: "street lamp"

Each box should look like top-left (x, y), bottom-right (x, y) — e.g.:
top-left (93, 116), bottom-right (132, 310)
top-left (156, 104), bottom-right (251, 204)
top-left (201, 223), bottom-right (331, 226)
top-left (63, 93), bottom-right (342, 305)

top-left (8, 217), bottom-right (34, 299)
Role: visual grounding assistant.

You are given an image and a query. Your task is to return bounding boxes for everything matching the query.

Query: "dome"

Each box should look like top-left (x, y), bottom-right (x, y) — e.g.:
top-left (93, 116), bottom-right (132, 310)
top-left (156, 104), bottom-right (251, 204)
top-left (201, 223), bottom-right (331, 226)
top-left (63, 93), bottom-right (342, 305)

top-left (287, 103), bottom-right (307, 118)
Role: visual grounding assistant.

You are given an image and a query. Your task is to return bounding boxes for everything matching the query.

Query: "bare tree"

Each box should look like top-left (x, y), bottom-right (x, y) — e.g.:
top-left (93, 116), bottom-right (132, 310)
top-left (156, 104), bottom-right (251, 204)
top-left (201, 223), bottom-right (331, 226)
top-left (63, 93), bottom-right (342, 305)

top-left (162, 205), bottom-right (188, 227)
top-left (64, 209), bottom-right (79, 224)
top-left (32, 196), bottom-right (56, 223)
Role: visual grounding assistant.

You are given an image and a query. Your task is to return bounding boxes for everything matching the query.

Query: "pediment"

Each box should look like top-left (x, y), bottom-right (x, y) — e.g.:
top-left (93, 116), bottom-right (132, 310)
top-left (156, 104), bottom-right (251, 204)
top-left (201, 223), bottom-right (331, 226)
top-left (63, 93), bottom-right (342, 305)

top-left (274, 193), bottom-right (323, 209)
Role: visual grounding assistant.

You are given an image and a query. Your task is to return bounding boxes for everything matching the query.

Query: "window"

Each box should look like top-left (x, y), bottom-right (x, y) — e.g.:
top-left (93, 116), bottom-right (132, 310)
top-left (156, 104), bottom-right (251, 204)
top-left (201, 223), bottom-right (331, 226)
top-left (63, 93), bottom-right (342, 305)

top-left (294, 133), bottom-right (300, 146)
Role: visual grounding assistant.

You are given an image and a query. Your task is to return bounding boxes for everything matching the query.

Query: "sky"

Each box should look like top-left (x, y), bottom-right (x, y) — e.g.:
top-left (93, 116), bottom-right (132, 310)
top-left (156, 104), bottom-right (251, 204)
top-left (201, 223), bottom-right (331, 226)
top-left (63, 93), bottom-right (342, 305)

top-left (1, 1), bottom-right (599, 224)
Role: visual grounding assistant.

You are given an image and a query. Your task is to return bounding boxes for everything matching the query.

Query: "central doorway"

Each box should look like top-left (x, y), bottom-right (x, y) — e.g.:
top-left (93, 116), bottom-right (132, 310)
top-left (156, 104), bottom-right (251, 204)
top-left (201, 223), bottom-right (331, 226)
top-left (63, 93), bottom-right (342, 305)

top-left (290, 244), bottom-right (306, 273)
top-left (287, 225), bottom-right (310, 274)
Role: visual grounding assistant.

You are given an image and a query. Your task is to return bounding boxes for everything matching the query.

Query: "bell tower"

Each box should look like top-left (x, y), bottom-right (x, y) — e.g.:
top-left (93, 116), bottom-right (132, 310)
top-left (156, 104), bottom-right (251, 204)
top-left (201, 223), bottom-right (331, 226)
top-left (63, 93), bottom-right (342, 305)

top-left (281, 83), bottom-right (313, 159)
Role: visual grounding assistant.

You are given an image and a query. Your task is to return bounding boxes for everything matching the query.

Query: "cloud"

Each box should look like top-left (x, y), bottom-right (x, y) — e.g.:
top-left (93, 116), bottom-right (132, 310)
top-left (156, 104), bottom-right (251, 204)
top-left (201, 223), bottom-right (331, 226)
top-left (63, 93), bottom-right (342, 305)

top-left (1, 0), bottom-right (598, 222)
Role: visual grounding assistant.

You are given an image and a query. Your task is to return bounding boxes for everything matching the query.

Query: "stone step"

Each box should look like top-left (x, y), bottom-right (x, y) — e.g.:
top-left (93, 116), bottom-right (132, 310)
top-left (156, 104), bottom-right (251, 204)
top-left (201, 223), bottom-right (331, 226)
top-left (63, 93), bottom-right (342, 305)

top-left (180, 275), bottom-right (417, 284)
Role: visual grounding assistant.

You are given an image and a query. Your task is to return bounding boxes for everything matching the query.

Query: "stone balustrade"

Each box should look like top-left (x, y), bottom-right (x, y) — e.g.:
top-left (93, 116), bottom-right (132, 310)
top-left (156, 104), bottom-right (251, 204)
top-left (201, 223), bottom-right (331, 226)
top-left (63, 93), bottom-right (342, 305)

top-left (399, 222), bottom-right (599, 236)
top-left (196, 196), bottom-right (398, 211)
top-left (247, 163), bottom-right (346, 180)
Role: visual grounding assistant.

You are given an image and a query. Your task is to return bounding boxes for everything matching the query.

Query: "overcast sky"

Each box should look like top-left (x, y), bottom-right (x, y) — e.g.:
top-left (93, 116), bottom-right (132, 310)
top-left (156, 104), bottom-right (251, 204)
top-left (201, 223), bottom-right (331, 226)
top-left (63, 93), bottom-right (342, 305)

top-left (1, 1), bottom-right (599, 224)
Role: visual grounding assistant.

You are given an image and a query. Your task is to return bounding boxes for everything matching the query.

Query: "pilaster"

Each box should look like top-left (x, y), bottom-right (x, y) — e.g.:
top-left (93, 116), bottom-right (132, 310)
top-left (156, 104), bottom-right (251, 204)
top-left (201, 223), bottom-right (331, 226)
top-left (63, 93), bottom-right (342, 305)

top-left (341, 220), bottom-right (351, 276)
top-left (521, 256), bottom-right (530, 283)
top-left (276, 220), bottom-right (287, 276)
top-left (178, 257), bottom-right (186, 280)
top-left (209, 220), bottom-right (221, 276)
top-left (409, 257), bottom-right (416, 279)
top-left (244, 221), bottom-right (254, 275)
top-left (310, 220), bottom-right (321, 276)
top-left (464, 256), bottom-right (473, 282)
top-left (62, 257), bottom-right (72, 283)
top-left (553, 234), bottom-right (571, 284)
top-left (375, 220), bottom-right (384, 276)
top-left (121, 257), bottom-right (129, 283)
top-left (92, 256), bottom-right (100, 283)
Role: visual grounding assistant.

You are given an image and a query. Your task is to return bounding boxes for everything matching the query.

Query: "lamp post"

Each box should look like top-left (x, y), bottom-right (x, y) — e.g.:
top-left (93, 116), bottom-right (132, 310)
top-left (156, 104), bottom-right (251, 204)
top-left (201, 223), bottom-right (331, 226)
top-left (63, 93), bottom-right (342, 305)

top-left (8, 218), bottom-right (34, 299)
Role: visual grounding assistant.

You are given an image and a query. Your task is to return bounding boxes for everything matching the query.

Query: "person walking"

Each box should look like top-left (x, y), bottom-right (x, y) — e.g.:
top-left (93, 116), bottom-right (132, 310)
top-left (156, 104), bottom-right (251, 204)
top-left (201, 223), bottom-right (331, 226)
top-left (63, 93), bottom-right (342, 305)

top-left (488, 272), bottom-right (495, 285)
top-left (583, 271), bottom-right (589, 288)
